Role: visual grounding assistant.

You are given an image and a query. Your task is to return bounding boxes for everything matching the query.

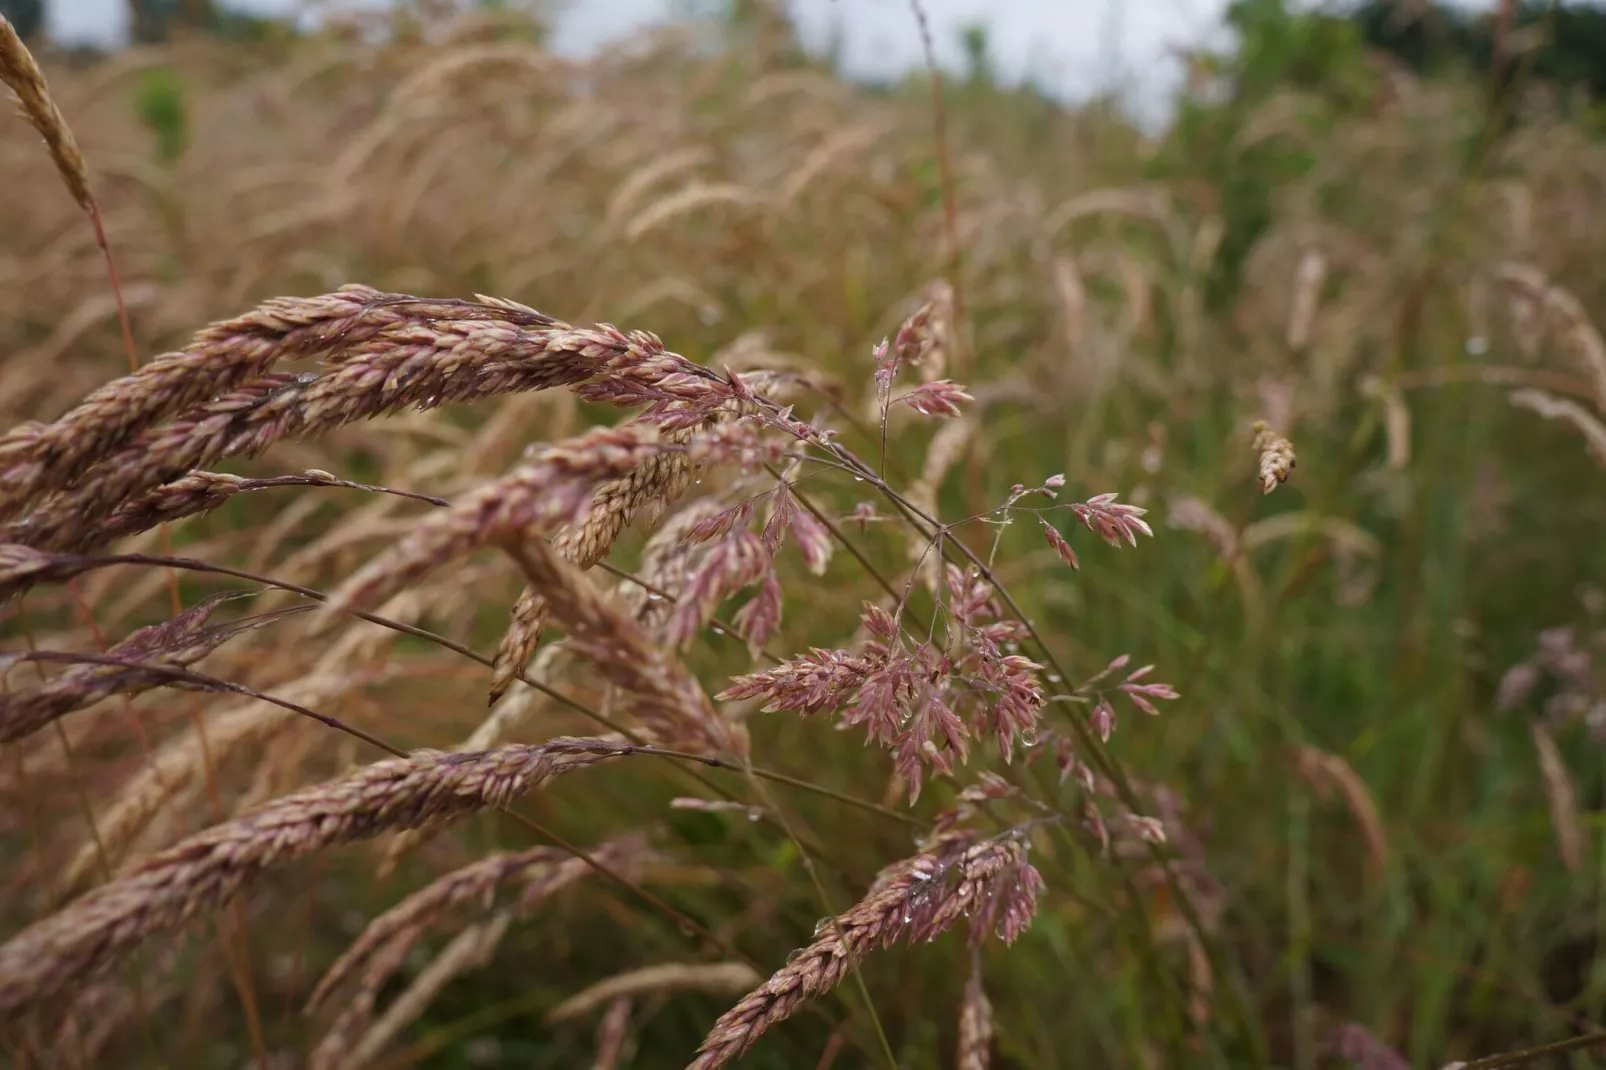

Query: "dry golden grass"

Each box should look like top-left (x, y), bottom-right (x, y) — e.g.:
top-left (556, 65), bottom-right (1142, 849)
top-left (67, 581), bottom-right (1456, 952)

top-left (4, 4), bottom-right (1606, 1069)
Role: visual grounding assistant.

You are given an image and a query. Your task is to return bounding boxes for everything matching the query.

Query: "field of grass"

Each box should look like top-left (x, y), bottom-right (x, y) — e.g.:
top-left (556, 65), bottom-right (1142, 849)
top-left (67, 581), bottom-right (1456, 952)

top-left (3, 3), bottom-right (1606, 1068)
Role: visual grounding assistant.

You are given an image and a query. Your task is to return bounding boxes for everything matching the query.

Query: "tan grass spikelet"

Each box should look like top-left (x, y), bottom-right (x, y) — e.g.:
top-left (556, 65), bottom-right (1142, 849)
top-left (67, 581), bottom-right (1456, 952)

top-left (1494, 261), bottom-right (1549, 359)
top-left (622, 496), bottom-right (732, 639)
top-left (388, 41), bottom-right (564, 111)
top-left (58, 667), bottom-right (356, 896)
top-left (1286, 249), bottom-right (1328, 352)
top-left (322, 425), bottom-right (665, 617)
top-left (1530, 722), bottom-right (1583, 872)
top-left (0, 288), bottom-right (378, 524)
top-left (1113, 250), bottom-right (1158, 342)
top-left (1045, 187), bottom-right (1184, 261)
top-left (0, 592), bottom-right (299, 744)
top-left (1044, 186), bottom-right (1173, 235)
top-left (624, 182), bottom-right (766, 242)
top-left (1291, 745), bottom-right (1390, 876)
top-left (0, 17), bottom-right (91, 213)
top-left (688, 834), bottom-right (1042, 1069)
top-left (740, 67), bottom-right (850, 110)
top-left (50, 469), bottom-right (445, 558)
top-left (1250, 420), bottom-right (1297, 494)
top-left (1166, 496), bottom-right (1240, 561)
top-left (0, 736), bottom-right (632, 1023)
top-left (906, 417), bottom-right (974, 592)
top-left (497, 538), bottom-right (741, 757)
top-left (380, 497), bottom-right (730, 870)
top-left (489, 421), bottom-right (707, 703)
top-left (312, 840), bottom-right (643, 1013)
top-left (605, 147), bottom-right (713, 231)
top-left (386, 495), bottom-right (728, 872)
top-left (1052, 256), bottom-right (1086, 356)
top-left (6, 287), bottom-right (697, 551)
top-left (255, 507), bottom-right (421, 590)
top-left (1509, 388), bottom-right (1606, 467)
top-left (779, 119), bottom-right (895, 207)
top-left (1359, 375), bottom-right (1412, 470)
top-left (1240, 512), bottom-right (1380, 558)
top-left (48, 944), bottom-right (182, 1065)
top-left (591, 996), bottom-right (634, 1070)
top-left (546, 962), bottom-right (762, 1024)
top-left (374, 642), bottom-right (571, 876)
top-left (58, 583), bottom-right (439, 894)
top-left (617, 276), bottom-right (724, 324)
top-left (463, 644), bottom-right (567, 753)
top-left (325, 426), bottom-right (737, 753)
top-left (20, 282), bottom-right (161, 367)
top-left (1494, 263), bottom-right (1606, 405)
top-left (1538, 283), bottom-right (1606, 409)
top-left (330, 914), bottom-right (515, 1070)
top-left (312, 838), bottom-right (647, 1070)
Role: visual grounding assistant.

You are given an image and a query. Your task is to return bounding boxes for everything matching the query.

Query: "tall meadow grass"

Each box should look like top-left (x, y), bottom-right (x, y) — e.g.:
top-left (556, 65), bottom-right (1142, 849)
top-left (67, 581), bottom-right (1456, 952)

top-left (2, 4), bottom-right (1606, 1068)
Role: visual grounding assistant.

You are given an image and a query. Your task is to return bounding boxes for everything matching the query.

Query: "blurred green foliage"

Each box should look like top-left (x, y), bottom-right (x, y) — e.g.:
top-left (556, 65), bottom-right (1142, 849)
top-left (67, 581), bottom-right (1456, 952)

top-left (135, 66), bottom-right (188, 164)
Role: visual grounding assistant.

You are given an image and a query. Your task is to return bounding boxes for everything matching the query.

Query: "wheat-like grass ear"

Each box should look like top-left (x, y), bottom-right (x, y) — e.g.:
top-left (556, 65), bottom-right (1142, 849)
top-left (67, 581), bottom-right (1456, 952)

top-left (0, 16), bottom-right (92, 213)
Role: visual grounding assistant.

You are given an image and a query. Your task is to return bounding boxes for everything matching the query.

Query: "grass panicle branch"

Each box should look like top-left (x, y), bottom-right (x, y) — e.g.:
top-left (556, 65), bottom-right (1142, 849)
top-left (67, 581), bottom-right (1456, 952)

top-left (688, 832), bottom-right (1042, 1069)
top-left (3, 286), bottom-right (711, 551)
top-left (0, 737), bottom-right (633, 1021)
top-left (0, 593), bottom-right (299, 743)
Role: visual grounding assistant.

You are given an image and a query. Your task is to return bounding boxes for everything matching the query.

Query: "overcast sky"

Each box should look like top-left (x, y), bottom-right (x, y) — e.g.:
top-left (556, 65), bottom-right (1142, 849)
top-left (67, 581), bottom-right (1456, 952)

top-left (46, 0), bottom-right (1505, 121)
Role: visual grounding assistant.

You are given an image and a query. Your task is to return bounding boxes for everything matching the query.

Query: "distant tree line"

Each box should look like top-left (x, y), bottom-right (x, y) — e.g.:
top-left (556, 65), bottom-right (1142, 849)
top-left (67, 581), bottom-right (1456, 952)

top-left (0, 0), bottom-right (43, 39)
top-left (1347, 0), bottom-right (1606, 100)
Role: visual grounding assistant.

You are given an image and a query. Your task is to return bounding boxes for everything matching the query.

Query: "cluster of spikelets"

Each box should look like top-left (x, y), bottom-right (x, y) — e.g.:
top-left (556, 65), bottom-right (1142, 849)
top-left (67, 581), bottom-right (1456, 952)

top-left (0, 268), bottom-right (1188, 1064)
top-left (0, 8), bottom-right (1347, 1066)
top-left (18, 3), bottom-right (1606, 1067)
top-left (0, 30), bottom-right (1205, 1049)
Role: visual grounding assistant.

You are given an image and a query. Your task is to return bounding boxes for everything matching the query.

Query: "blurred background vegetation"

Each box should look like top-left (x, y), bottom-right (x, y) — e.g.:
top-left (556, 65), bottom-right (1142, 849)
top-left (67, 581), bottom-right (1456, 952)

top-left (5, 0), bottom-right (1606, 1067)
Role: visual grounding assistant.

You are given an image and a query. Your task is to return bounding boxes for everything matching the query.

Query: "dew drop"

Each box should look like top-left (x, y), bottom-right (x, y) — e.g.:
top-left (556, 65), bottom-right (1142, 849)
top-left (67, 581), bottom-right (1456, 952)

top-left (712, 626), bottom-right (726, 636)
top-left (1046, 673), bottom-right (1061, 683)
